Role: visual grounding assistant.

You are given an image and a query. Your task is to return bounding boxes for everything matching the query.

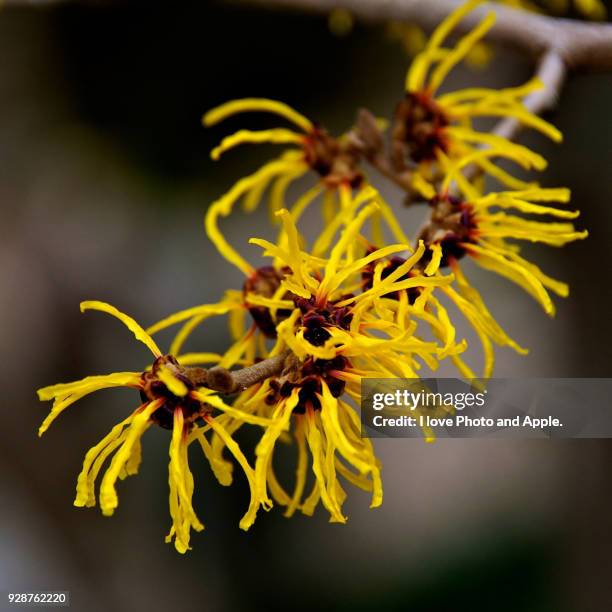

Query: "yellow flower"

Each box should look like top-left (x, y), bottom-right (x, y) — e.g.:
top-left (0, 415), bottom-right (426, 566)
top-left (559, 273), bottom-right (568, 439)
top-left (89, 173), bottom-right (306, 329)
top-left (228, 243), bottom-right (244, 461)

top-left (251, 201), bottom-right (459, 360)
top-left (155, 186), bottom-right (410, 355)
top-left (255, 373), bottom-right (382, 524)
top-left (396, 0), bottom-right (561, 197)
top-left (233, 198), bottom-right (469, 520)
top-left (414, 171), bottom-right (587, 376)
top-left (37, 301), bottom-right (272, 553)
top-left (203, 98), bottom-right (367, 274)
top-left (204, 99), bottom-right (364, 189)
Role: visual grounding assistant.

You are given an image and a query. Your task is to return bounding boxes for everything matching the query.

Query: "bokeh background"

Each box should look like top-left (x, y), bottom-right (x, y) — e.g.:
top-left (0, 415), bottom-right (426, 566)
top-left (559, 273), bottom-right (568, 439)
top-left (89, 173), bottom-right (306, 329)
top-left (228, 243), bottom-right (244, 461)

top-left (1, 1), bottom-right (611, 611)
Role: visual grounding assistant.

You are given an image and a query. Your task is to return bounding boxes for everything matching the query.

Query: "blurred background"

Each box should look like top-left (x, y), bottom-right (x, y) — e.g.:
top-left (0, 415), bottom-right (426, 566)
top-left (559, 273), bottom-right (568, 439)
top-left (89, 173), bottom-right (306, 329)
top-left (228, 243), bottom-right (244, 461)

top-left (1, 1), bottom-right (611, 610)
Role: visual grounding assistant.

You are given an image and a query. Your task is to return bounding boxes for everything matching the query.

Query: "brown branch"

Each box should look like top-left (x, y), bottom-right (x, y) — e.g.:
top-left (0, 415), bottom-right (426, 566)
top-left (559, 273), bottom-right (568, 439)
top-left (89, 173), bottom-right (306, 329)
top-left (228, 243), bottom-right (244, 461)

top-left (237, 0), bottom-right (612, 70)
top-left (206, 351), bottom-right (290, 394)
top-left (347, 108), bottom-right (415, 192)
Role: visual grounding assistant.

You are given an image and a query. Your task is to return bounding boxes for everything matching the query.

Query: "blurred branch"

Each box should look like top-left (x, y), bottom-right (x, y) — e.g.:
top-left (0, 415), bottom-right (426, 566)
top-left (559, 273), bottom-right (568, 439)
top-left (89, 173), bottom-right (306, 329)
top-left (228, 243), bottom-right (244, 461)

top-left (238, 0), bottom-right (612, 70)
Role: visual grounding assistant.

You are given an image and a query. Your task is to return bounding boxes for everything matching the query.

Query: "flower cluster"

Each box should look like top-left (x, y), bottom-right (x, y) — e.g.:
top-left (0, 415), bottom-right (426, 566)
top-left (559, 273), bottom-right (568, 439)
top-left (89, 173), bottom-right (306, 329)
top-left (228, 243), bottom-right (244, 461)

top-left (37, 0), bottom-right (587, 552)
